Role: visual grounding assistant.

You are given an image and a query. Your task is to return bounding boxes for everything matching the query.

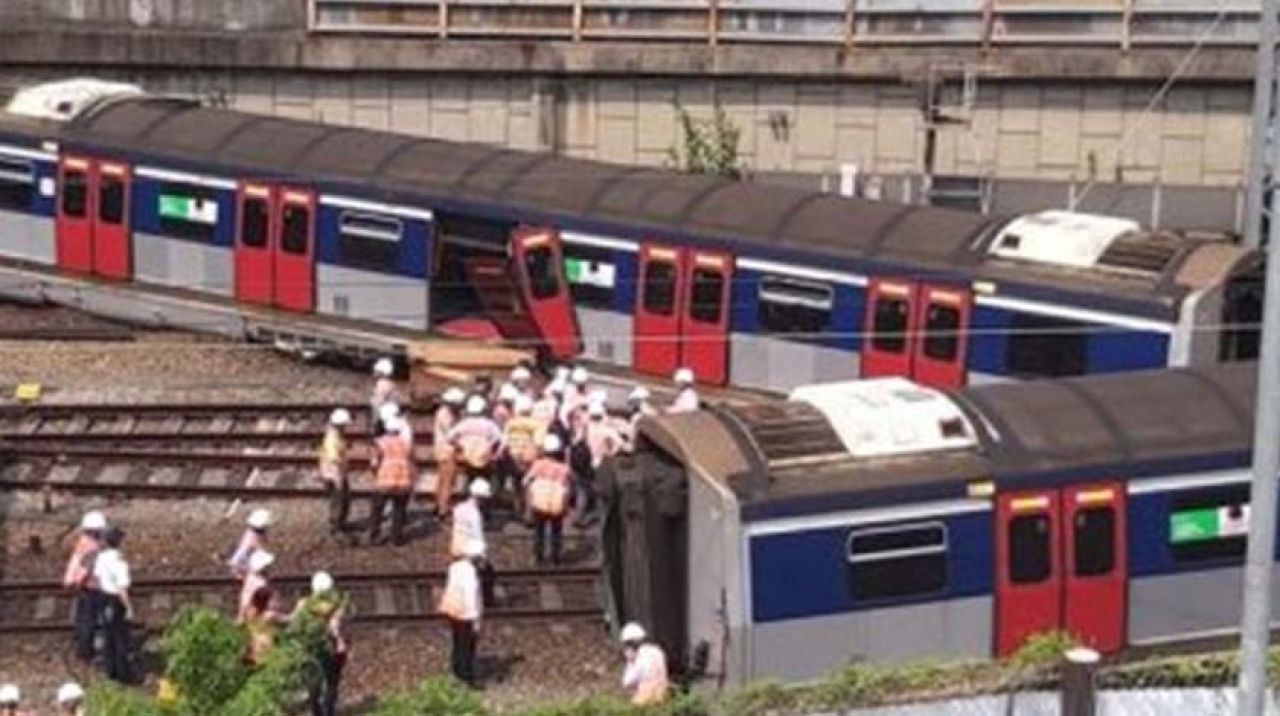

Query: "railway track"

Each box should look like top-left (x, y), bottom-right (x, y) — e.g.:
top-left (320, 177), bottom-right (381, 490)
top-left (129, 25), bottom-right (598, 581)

top-left (0, 567), bottom-right (603, 634)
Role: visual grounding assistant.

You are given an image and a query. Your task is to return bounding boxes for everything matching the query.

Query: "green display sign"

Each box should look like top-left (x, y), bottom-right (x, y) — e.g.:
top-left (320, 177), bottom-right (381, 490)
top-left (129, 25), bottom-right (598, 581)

top-left (1169, 505), bottom-right (1250, 544)
top-left (565, 258), bottom-right (615, 288)
top-left (158, 194), bottom-right (218, 224)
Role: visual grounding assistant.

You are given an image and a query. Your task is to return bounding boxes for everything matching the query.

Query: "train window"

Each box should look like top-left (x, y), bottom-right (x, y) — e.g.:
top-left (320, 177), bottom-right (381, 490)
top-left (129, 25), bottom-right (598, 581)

top-left (563, 244), bottom-right (616, 309)
top-left (523, 245), bottom-right (561, 300)
top-left (689, 268), bottom-right (724, 323)
top-left (339, 211), bottom-right (401, 270)
top-left (871, 297), bottom-right (910, 353)
top-left (846, 522), bottom-right (947, 601)
top-left (1219, 274), bottom-right (1262, 362)
top-left (642, 260), bottom-right (677, 316)
top-left (1008, 514), bottom-right (1052, 584)
top-left (0, 156), bottom-right (34, 210)
top-left (61, 170), bottom-right (87, 218)
top-left (240, 198), bottom-right (269, 248)
top-left (1168, 484), bottom-right (1250, 564)
top-left (922, 303), bottom-right (961, 361)
top-left (1073, 507), bottom-right (1115, 577)
top-left (98, 176), bottom-right (124, 225)
top-left (757, 275), bottom-right (833, 337)
top-left (1006, 313), bottom-right (1086, 377)
top-left (281, 204), bottom-right (310, 255)
top-left (158, 183), bottom-right (218, 242)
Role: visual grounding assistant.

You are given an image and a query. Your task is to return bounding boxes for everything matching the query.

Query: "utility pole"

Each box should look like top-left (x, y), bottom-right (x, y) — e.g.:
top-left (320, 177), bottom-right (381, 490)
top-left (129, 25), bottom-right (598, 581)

top-left (1236, 21), bottom-right (1280, 709)
top-left (1244, 0), bottom-right (1278, 248)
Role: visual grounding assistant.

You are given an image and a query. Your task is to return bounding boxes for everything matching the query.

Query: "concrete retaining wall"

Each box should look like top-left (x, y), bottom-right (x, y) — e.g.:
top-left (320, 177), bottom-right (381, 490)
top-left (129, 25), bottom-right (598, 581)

top-left (1, 0), bottom-right (304, 31)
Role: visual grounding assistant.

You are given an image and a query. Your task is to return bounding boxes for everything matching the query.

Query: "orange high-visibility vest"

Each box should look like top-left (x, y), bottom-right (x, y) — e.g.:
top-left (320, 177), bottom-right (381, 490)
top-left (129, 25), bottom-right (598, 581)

top-left (376, 434), bottom-right (413, 492)
top-left (526, 458), bottom-right (570, 517)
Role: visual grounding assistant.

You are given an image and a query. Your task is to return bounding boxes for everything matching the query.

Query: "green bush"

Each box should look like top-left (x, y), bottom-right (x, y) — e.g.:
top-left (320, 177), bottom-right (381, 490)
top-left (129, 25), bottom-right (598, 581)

top-left (372, 677), bottom-right (487, 716)
top-left (85, 681), bottom-right (169, 716)
top-left (160, 607), bottom-right (251, 716)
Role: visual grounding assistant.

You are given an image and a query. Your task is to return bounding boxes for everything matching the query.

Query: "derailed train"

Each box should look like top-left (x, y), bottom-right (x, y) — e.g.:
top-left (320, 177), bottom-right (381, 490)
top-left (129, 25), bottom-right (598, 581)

top-left (604, 362), bottom-right (1267, 685)
top-left (0, 80), bottom-right (1265, 392)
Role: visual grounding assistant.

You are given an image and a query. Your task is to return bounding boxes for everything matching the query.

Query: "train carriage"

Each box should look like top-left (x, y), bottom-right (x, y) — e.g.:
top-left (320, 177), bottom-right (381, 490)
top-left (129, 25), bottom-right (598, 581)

top-left (607, 362), bottom-right (1269, 685)
top-left (0, 80), bottom-right (1264, 390)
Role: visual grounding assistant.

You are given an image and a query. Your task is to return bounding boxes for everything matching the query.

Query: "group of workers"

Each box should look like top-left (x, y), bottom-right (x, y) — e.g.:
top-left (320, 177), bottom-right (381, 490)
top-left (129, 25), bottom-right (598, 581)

top-left (0, 683), bottom-right (84, 716)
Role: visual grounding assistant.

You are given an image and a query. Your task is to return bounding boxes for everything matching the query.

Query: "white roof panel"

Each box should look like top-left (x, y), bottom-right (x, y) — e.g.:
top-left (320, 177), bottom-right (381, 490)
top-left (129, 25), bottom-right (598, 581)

top-left (5, 78), bottom-right (143, 122)
top-left (989, 210), bottom-right (1140, 269)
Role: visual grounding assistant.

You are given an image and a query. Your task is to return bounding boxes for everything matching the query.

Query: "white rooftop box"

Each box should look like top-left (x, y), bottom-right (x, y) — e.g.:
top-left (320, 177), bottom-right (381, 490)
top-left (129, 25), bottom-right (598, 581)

top-left (989, 210), bottom-right (1140, 269)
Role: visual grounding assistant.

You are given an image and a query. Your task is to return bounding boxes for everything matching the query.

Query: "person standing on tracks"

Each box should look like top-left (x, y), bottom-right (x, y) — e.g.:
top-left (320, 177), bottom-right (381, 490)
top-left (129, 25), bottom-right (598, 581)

top-left (667, 367), bottom-right (700, 414)
top-left (619, 622), bottom-right (670, 707)
top-left (243, 586), bottom-right (285, 668)
top-left (94, 526), bottom-right (135, 684)
top-left (54, 682), bottom-right (85, 716)
top-left (525, 433), bottom-right (572, 565)
top-left (439, 542), bottom-right (485, 688)
top-left (228, 509), bottom-right (272, 579)
top-left (493, 383), bottom-right (518, 427)
top-left (509, 364), bottom-right (535, 402)
top-left (448, 396), bottom-right (504, 487)
top-left (238, 550), bottom-right (275, 623)
top-left (370, 357), bottom-right (398, 436)
top-left (532, 378), bottom-right (563, 431)
top-left (294, 571), bottom-right (349, 716)
top-left (433, 387), bottom-right (466, 518)
top-left (318, 408), bottom-right (352, 537)
top-left (369, 415), bottom-right (414, 546)
top-left (64, 510), bottom-right (107, 663)
top-left (500, 395), bottom-right (541, 520)
top-left (451, 479), bottom-right (496, 606)
top-left (560, 366), bottom-right (591, 425)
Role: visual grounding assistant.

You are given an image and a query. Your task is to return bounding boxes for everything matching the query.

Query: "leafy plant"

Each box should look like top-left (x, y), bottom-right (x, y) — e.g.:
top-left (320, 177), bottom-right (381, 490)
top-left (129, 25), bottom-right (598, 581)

top-left (371, 677), bottom-right (488, 716)
top-left (160, 607), bottom-right (251, 715)
top-left (85, 681), bottom-right (169, 716)
top-left (669, 102), bottom-right (744, 180)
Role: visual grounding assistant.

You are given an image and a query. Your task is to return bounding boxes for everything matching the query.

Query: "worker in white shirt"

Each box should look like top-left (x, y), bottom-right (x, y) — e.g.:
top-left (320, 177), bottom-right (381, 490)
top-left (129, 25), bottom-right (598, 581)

top-left (510, 364), bottom-right (535, 402)
top-left (370, 357), bottom-right (398, 436)
top-left (65, 510), bottom-right (106, 663)
top-left (451, 479), bottom-right (496, 606)
top-left (667, 367), bottom-right (700, 413)
top-left (228, 508), bottom-right (271, 579)
top-left (438, 542), bottom-right (486, 687)
top-left (0, 684), bottom-right (31, 716)
top-left (238, 550), bottom-right (275, 623)
top-left (619, 622), bottom-right (670, 706)
top-left (433, 387), bottom-right (466, 518)
top-left (560, 366), bottom-right (591, 424)
top-left (54, 682), bottom-right (85, 716)
top-left (380, 402), bottom-right (414, 444)
top-left (95, 527), bottom-right (134, 683)
top-left (449, 396), bottom-right (504, 485)
top-left (628, 386), bottom-right (657, 423)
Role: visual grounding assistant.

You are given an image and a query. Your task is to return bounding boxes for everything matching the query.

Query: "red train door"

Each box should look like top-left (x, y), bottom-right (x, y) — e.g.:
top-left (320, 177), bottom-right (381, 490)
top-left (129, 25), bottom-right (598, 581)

top-left (1062, 483), bottom-right (1127, 653)
top-left (862, 278), bottom-right (918, 379)
top-left (235, 182), bottom-right (275, 307)
top-left (681, 250), bottom-right (733, 385)
top-left (92, 161), bottom-right (132, 280)
top-left (995, 484), bottom-right (1128, 656)
top-left (275, 188), bottom-right (315, 313)
top-left (512, 227), bottom-right (581, 360)
top-left (634, 243), bottom-right (685, 378)
top-left (911, 285), bottom-right (972, 389)
top-left (56, 155), bottom-right (95, 275)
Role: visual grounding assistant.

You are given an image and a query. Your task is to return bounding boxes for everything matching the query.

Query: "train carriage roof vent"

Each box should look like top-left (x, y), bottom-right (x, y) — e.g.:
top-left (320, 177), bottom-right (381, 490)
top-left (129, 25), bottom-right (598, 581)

top-left (788, 378), bottom-right (977, 459)
top-left (1094, 231), bottom-right (1183, 276)
top-left (989, 210), bottom-right (1140, 269)
top-left (5, 78), bottom-right (143, 122)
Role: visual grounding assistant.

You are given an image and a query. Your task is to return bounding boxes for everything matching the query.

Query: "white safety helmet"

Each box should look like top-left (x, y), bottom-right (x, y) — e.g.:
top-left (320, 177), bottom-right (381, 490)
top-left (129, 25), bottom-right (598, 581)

top-left (248, 550), bottom-right (275, 574)
top-left (56, 682), bottom-right (84, 705)
top-left (546, 379), bottom-right (566, 397)
top-left (513, 395), bottom-right (534, 416)
top-left (620, 622), bottom-right (647, 644)
top-left (379, 402), bottom-right (401, 423)
top-left (311, 571), bottom-right (335, 595)
top-left (541, 433), bottom-right (563, 454)
top-left (628, 386), bottom-right (651, 403)
top-left (498, 383), bottom-right (519, 403)
top-left (373, 357), bottom-right (394, 377)
top-left (247, 508), bottom-right (272, 530)
top-left (465, 395), bottom-right (488, 416)
top-left (674, 367), bottom-right (695, 385)
top-left (383, 416), bottom-right (406, 435)
top-left (588, 401), bottom-right (606, 418)
top-left (554, 365), bottom-right (571, 382)
top-left (442, 387), bottom-right (466, 405)
top-left (511, 365), bottom-right (532, 384)
top-left (571, 366), bottom-right (589, 385)
top-left (468, 479), bottom-right (493, 499)
top-left (80, 510), bottom-right (107, 532)
top-left (0, 684), bottom-right (17, 705)
top-left (463, 541), bottom-right (486, 559)
top-left (329, 408), bottom-right (352, 427)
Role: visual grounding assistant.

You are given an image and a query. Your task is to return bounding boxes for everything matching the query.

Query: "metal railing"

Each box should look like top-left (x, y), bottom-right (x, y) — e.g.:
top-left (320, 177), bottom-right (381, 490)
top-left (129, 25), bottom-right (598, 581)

top-left (307, 0), bottom-right (1265, 48)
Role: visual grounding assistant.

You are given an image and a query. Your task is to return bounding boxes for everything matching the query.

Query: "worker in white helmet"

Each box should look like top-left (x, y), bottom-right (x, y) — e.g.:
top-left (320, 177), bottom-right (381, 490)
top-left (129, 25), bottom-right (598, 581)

top-left (499, 393), bottom-right (542, 520)
top-left (448, 395), bottom-right (504, 486)
top-left (55, 682), bottom-right (85, 716)
top-left (667, 367), bottom-right (700, 413)
top-left (620, 386), bottom-right (657, 450)
top-left (65, 510), bottom-right (107, 663)
top-left (439, 542), bottom-right (486, 687)
top-left (294, 572), bottom-right (349, 716)
top-left (229, 508), bottom-right (272, 579)
top-left (94, 527), bottom-right (134, 683)
top-left (0, 684), bottom-right (28, 716)
top-left (318, 408), bottom-right (353, 537)
top-left (525, 433), bottom-right (572, 565)
top-left (451, 479), bottom-right (496, 606)
top-left (509, 364), bottom-right (535, 401)
top-left (433, 387), bottom-right (467, 518)
top-left (560, 365), bottom-right (591, 425)
top-left (493, 383), bottom-right (519, 427)
top-left (238, 550), bottom-right (276, 624)
top-left (369, 416), bottom-right (414, 546)
top-left (620, 623), bottom-right (669, 706)
top-left (370, 357), bottom-right (399, 436)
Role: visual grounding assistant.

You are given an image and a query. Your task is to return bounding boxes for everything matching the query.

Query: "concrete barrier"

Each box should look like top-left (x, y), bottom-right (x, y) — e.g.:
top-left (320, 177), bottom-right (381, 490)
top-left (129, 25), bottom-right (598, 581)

top-left (1, 0), bottom-right (304, 31)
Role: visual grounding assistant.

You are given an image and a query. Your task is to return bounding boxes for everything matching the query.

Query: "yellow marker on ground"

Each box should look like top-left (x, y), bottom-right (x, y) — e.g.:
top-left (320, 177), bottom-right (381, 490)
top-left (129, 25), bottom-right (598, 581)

top-left (14, 383), bottom-right (40, 402)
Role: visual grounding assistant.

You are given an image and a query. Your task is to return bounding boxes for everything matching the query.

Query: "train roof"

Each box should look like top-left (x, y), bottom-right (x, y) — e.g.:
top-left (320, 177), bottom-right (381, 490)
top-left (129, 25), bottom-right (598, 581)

top-left (640, 362), bottom-right (1257, 521)
top-left (0, 91), bottom-right (1242, 313)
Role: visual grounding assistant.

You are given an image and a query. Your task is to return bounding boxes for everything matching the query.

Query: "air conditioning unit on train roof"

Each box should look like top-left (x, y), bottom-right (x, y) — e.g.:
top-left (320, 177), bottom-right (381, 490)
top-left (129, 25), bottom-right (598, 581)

top-left (989, 210), bottom-right (1141, 270)
top-left (5, 78), bottom-right (143, 122)
top-left (788, 378), bottom-right (977, 459)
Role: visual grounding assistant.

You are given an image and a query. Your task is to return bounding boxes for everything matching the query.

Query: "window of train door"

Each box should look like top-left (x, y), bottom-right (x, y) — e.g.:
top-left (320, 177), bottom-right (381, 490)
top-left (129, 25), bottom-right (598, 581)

top-left (995, 491), bottom-right (1062, 657)
top-left (1062, 483), bottom-right (1126, 654)
top-left (633, 244), bottom-right (684, 378)
top-left (912, 285), bottom-right (972, 388)
top-left (681, 250), bottom-right (733, 386)
top-left (862, 278), bottom-right (917, 379)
